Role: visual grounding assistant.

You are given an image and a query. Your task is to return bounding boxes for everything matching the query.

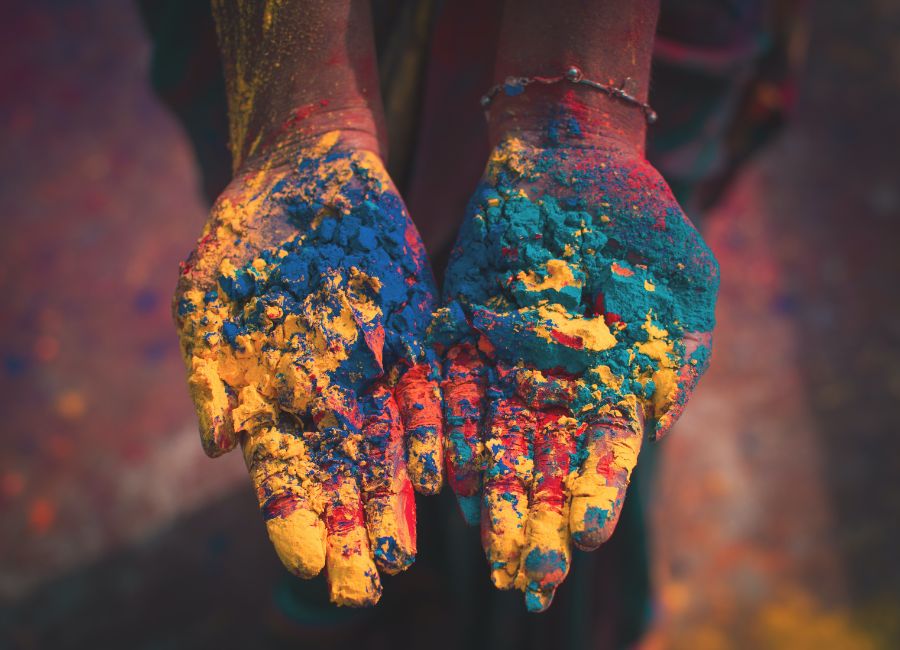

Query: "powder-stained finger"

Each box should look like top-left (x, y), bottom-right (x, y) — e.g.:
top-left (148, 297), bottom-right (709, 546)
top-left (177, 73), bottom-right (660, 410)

top-left (187, 360), bottom-right (236, 457)
top-left (395, 362), bottom-right (444, 495)
top-left (441, 342), bottom-right (487, 524)
top-left (359, 384), bottom-right (417, 575)
top-left (518, 409), bottom-right (580, 612)
top-left (481, 394), bottom-right (534, 590)
top-left (650, 331), bottom-right (712, 440)
top-left (308, 386), bottom-right (382, 605)
top-left (568, 405), bottom-right (643, 551)
top-left (242, 418), bottom-right (326, 579)
top-left (324, 473), bottom-right (383, 607)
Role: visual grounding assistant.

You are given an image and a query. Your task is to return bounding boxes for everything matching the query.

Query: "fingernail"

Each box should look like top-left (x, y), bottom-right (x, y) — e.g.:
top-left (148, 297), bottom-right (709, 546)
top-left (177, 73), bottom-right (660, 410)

top-left (456, 494), bottom-right (481, 526)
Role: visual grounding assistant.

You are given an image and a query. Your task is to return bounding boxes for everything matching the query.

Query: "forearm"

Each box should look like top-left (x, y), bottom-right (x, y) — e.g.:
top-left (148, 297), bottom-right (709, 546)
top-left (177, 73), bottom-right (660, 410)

top-left (491, 0), bottom-right (659, 153)
top-left (212, 0), bottom-right (385, 170)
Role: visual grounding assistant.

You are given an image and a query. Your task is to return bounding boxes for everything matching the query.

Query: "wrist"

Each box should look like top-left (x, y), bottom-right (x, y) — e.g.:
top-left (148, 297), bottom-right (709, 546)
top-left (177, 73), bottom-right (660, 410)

top-left (239, 103), bottom-right (385, 174)
top-left (486, 85), bottom-right (648, 156)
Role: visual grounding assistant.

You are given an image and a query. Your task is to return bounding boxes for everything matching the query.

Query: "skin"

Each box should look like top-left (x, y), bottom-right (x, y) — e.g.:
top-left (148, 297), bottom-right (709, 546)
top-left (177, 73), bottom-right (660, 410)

top-left (175, 1), bottom-right (442, 607)
top-left (436, 0), bottom-right (719, 612)
top-left (490, 0), bottom-right (660, 154)
top-left (210, 0), bottom-right (386, 169)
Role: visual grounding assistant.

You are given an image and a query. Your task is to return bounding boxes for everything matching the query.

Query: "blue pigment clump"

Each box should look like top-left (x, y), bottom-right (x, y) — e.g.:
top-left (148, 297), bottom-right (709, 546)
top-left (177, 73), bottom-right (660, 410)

top-left (435, 132), bottom-right (719, 432)
top-left (204, 147), bottom-right (438, 480)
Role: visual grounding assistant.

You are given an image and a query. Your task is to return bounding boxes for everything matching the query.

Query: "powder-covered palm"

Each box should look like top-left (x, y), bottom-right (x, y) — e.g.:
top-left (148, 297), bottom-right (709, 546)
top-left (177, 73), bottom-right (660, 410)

top-left (433, 137), bottom-right (718, 611)
top-left (174, 133), bottom-right (442, 607)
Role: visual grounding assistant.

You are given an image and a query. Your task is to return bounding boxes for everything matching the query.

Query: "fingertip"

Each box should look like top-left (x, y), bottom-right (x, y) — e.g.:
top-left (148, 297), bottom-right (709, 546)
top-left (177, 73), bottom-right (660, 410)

top-left (482, 487), bottom-right (528, 590)
top-left (371, 534), bottom-right (415, 575)
top-left (525, 588), bottom-right (555, 613)
top-left (330, 566), bottom-right (383, 608)
top-left (188, 363), bottom-right (236, 456)
top-left (648, 413), bottom-right (672, 441)
top-left (647, 371), bottom-right (686, 441)
top-left (520, 506), bottom-right (571, 596)
top-left (265, 504), bottom-right (327, 579)
top-left (650, 333), bottom-right (711, 440)
top-left (326, 526), bottom-right (383, 607)
top-left (490, 564), bottom-right (518, 590)
top-left (481, 395), bottom-right (531, 593)
top-left (364, 474), bottom-right (417, 575)
top-left (569, 496), bottom-right (617, 551)
top-left (324, 479), bottom-right (383, 607)
top-left (568, 419), bottom-right (641, 550)
top-left (199, 421), bottom-right (236, 457)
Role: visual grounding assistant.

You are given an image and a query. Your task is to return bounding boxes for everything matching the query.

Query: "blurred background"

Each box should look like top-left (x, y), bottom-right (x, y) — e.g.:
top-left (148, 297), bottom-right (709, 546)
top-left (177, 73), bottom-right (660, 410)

top-left (1, 0), bottom-right (898, 648)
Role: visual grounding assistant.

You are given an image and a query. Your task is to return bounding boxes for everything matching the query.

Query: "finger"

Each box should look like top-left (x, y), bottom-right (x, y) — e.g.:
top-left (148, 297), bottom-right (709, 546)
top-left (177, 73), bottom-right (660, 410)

top-left (441, 342), bottom-right (487, 525)
top-left (568, 399), bottom-right (643, 551)
top-left (187, 358), bottom-right (236, 456)
top-left (481, 394), bottom-right (533, 590)
top-left (241, 417), bottom-right (326, 579)
top-left (519, 409), bottom-right (581, 612)
top-left (359, 385), bottom-right (417, 575)
top-left (324, 473), bottom-right (383, 607)
top-left (395, 362), bottom-right (444, 495)
top-left (650, 331), bottom-right (712, 440)
top-left (311, 387), bottom-right (382, 606)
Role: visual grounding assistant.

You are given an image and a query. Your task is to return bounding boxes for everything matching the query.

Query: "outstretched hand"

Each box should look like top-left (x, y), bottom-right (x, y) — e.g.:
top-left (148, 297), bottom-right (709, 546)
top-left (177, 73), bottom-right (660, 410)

top-left (434, 135), bottom-right (719, 611)
top-left (174, 132), bottom-right (442, 607)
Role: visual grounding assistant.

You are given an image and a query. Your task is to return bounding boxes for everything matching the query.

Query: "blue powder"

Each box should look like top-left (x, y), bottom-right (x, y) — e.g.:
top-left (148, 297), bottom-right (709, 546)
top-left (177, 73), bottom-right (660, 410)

top-left (205, 148), bottom-right (438, 484)
top-left (435, 132), bottom-right (719, 453)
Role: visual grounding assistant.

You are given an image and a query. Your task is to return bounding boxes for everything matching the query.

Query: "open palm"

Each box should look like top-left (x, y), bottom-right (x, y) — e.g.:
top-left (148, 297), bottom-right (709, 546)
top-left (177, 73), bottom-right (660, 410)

top-left (174, 133), bottom-right (442, 607)
top-left (434, 136), bottom-right (719, 611)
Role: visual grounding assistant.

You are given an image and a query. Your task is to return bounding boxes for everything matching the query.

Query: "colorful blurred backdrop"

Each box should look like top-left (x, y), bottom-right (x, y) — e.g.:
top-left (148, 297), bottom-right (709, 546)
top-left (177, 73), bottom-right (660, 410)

top-left (1, 1), bottom-right (898, 648)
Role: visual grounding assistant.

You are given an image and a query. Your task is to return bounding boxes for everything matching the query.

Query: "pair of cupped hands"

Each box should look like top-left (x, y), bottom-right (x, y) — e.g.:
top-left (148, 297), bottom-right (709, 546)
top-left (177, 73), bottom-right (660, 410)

top-left (174, 126), bottom-right (718, 612)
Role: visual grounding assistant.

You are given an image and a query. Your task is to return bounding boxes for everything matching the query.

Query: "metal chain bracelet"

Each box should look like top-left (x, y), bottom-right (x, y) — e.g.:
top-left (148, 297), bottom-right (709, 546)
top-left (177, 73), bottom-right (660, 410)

top-left (480, 65), bottom-right (658, 124)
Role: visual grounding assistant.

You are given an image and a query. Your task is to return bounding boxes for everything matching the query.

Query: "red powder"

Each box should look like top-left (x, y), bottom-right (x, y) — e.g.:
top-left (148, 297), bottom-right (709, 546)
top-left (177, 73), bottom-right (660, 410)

top-left (550, 329), bottom-right (584, 349)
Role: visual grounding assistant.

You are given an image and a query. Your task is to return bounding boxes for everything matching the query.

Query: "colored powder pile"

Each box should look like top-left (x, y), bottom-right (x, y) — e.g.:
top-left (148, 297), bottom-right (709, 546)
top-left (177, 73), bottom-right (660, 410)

top-left (437, 136), bottom-right (717, 402)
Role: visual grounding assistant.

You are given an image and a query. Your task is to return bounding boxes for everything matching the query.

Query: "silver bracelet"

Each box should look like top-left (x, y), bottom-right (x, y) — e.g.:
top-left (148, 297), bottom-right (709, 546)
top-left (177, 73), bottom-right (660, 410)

top-left (480, 65), bottom-right (658, 124)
